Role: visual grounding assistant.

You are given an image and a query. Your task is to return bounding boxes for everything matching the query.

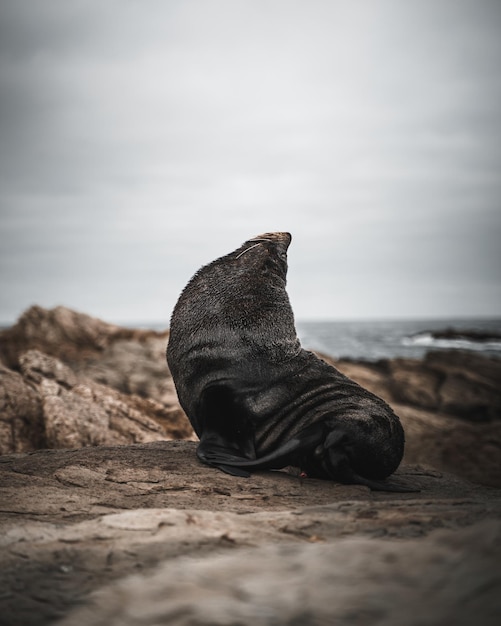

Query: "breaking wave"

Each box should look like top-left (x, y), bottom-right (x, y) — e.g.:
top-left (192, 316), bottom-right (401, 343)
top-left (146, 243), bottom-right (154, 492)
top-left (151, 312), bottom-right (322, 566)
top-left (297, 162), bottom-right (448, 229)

top-left (402, 332), bottom-right (501, 353)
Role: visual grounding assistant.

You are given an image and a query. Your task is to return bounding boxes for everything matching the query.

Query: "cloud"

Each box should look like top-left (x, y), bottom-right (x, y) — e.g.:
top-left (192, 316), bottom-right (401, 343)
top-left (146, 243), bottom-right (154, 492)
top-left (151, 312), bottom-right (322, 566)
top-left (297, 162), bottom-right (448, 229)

top-left (0, 0), bottom-right (500, 322)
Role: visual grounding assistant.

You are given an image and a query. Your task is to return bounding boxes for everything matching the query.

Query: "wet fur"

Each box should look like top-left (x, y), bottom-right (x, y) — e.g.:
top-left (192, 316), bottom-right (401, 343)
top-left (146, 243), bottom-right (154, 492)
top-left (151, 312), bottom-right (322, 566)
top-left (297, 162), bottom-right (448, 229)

top-left (167, 232), bottom-right (414, 491)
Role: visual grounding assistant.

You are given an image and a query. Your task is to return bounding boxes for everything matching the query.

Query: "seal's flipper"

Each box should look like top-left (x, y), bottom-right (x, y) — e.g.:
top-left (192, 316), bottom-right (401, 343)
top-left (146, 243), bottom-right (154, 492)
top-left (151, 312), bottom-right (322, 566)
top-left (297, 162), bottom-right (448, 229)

top-left (305, 428), bottom-right (421, 492)
top-left (198, 423), bottom-right (325, 474)
top-left (197, 440), bottom-right (299, 474)
top-left (196, 435), bottom-right (252, 477)
top-left (213, 464), bottom-right (251, 478)
top-left (195, 383), bottom-right (258, 476)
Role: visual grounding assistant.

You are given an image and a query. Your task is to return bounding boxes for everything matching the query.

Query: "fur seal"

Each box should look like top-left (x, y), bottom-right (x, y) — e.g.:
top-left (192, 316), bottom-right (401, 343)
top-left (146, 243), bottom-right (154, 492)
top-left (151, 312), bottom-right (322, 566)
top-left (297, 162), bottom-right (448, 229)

top-left (167, 232), bottom-right (414, 491)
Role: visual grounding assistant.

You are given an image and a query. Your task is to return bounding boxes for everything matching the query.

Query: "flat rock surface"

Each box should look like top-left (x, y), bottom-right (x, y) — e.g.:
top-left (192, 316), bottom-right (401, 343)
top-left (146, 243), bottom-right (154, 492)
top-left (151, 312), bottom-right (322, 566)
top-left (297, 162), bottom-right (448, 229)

top-left (1, 441), bottom-right (500, 626)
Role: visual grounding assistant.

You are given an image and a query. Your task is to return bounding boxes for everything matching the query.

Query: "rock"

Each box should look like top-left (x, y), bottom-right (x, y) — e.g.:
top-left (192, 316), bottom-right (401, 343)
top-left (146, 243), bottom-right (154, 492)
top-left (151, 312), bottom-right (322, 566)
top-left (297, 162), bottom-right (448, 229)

top-left (0, 350), bottom-right (193, 452)
top-left (0, 305), bottom-right (177, 405)
top-left (0, 306), bottom-right (194, 453)
top-left (383, 351), bottom-right (501, 421)
top-left (74, 337), bottom-right (180, 406)
top-left (57, 522), bottom-right (501, 626)
top-left (0, 364), bottom-right (44, 454)
top-left (0, 305), bottom-right (156, 366)
top-left (395, 404), bottom-right (501, 488)
top-left (416, 327), bottom-right (501, 342)
top-left (2, 306), bottom-right (501, 486)
top-left (424, 351), bottom-right (501, 419)
top-left (0, 442), bottom-right (500, 626)
top-left (386, 359), bottom-right (443, 409)
top-left (335, 356), bottom-right (501, 488)
top-left (335, 351), bottom-right (501, 421)
top-left (2, 307), bottom-right (501, 625)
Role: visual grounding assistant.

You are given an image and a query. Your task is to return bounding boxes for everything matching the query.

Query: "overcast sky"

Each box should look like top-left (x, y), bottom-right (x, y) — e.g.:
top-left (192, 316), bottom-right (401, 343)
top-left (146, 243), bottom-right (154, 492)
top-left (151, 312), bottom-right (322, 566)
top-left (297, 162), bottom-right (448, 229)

top-left (1, 0), bottom-right (500, 325)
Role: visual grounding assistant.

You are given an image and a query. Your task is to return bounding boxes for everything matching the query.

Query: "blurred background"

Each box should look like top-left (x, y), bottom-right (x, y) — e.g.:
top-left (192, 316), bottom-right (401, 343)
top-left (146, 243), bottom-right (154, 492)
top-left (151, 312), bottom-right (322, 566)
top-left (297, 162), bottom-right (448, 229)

top-left (1, 0), bottom-right (500, 326)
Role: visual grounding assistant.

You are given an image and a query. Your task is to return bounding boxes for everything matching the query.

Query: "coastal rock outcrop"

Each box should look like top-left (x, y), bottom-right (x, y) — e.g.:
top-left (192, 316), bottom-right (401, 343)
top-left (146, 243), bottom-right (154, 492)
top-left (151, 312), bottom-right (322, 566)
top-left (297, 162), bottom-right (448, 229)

top-left (0, 305), bottom-right (179, 406)
top-left (0, 363), bottom-right (44, 453)
top-left (324, 352), bottom-right (501, 488)
top-left (0, 305), bottom-right (149, 366)
top-left (0, 306), bottom-right (194, 453)
top-left (1, 306), bottom-right (501, 625)
top-left (1, 306), bottom-right (501, 485)
top-left (385, 351), bottom-right (501, 420)
top-left (0, 349), bottom-right (193, 454)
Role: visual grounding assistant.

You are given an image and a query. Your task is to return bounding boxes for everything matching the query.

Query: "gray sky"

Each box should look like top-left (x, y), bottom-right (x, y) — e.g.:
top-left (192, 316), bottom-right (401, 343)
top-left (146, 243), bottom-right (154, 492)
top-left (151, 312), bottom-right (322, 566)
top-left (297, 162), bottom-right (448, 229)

top-left (1, 0), bottom-right (500, 325)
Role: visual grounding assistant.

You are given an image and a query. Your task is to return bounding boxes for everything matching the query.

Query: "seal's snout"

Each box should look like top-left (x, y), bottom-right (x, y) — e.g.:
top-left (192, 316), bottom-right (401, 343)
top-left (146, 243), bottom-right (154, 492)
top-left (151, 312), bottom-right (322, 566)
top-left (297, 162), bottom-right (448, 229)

top-left (251, 232), bottom-right (291, 244)
top-left (249, 232), bottom-right (292, 253)
top-left (235, 232), bottom-right (291, 262)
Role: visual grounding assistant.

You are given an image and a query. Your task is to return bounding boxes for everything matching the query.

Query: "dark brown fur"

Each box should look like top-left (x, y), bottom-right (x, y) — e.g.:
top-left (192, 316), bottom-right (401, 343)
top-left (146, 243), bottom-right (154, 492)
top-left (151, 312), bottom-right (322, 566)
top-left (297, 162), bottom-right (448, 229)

top-left (167, 232), bottom-right (413, 491)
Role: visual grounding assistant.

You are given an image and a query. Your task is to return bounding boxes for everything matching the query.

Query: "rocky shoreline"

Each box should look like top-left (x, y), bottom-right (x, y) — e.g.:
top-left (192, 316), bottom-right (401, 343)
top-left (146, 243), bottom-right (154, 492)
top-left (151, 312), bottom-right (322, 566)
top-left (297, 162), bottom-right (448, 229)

top-left (1, 306), bottom-right (501, 625)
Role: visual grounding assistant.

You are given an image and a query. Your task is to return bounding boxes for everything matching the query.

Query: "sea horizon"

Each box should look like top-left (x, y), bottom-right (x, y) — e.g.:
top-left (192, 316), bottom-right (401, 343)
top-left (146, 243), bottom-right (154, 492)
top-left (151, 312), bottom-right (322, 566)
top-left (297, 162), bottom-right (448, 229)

top-left (2, 312), bottom-right (500, 362)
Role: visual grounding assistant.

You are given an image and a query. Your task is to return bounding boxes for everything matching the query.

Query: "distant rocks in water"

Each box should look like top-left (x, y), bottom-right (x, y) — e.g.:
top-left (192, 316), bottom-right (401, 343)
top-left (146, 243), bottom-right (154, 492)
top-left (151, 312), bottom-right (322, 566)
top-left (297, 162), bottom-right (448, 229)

top-left (430, 328), bottom-right (501, 342)
top-left (404, 326), bottom-right (501, 353)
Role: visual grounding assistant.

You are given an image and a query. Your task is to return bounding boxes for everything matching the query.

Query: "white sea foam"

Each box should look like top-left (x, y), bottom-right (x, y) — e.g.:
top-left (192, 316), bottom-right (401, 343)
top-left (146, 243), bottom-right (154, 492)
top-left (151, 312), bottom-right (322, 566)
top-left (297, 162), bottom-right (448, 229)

top-left (402, 333), bottom-right (501, 353)
top-left (295, 319), bottom-right (501, 361)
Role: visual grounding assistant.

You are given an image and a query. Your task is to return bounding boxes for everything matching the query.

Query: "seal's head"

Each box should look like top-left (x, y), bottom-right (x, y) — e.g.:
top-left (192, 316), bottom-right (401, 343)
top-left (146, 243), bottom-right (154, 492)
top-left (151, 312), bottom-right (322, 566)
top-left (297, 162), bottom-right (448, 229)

top-left (232, 232), bottom-right (292, 281)
top-left (171, 231), bottom-right (295, 333)
top-left (237, 232), bottom-right (291, 252)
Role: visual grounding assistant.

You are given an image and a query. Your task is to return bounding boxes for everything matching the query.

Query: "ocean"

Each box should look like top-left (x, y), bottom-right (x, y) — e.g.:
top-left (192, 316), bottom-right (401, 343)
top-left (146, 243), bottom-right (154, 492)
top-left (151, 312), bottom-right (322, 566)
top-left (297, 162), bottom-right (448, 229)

top-left (5, 316), bottom-right (498, 363)
top-left (295, 318), bottom-right (501, 362)
top-left (143, 317), bottom-right (501, 362)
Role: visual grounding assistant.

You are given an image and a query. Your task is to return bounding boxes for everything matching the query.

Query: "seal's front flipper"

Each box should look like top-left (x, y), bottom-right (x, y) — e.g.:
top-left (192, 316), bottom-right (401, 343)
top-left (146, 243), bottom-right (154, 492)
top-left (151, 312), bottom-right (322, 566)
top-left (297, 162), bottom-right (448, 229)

top-left (199, 423), bottom-right (325, 475)
top-left (195, 383), bottom-right (257, 476)
top-left (196, 434), bottom-right (253, 477)
top-left (214, 464), bottom-right (251, 478)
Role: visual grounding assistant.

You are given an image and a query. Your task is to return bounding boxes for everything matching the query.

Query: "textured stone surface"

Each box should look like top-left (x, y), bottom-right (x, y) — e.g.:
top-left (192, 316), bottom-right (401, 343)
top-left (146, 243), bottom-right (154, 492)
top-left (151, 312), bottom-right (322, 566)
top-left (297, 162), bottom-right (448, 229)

top-left (334, 356), bottom-right (501, 487)
top-left (384, 351), bottom-right (501, 421)
top-left (1, 441), bottom-right (500, 626)
top-left (0, 305), bottom-right (166, 367)
top-left (0, 305), bottom-right (178, 405)
top-left (0, 364), bottom-right (44, 454)
top-left (58, 522), bottom-right (501, 626)
top-left (0, 350), bottom-right (193, 453)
